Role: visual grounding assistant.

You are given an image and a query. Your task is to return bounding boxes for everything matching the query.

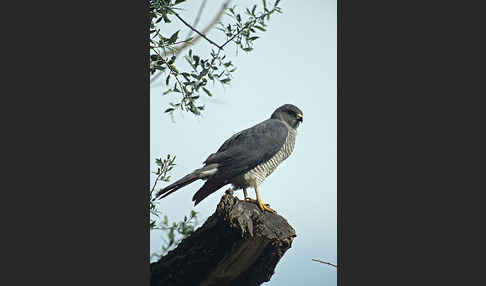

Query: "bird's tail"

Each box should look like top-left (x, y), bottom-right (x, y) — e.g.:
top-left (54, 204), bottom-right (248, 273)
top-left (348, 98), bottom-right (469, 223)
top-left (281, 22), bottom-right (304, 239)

top-left (192, 179), bottom-right (226, 206)
top-left (155, 164), bottom-right (218, 199)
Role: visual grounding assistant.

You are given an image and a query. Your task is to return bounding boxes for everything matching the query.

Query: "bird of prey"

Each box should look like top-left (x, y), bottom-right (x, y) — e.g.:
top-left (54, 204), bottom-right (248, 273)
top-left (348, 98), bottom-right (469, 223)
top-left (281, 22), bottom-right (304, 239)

top-left (156, 104), bottom-right (303, 213)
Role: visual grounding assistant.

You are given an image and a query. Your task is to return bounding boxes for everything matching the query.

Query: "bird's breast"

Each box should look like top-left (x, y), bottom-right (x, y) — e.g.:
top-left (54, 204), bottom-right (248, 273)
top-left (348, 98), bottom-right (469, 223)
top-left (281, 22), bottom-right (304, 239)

top-left (233, 128), bottom-right (297, 189)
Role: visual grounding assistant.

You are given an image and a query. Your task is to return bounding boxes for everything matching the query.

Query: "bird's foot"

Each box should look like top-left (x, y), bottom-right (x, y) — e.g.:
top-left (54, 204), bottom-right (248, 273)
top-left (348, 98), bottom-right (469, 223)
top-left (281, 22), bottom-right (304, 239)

top-left (245, 197), bottom-right (271, 208)
top-left (257, 200), bottom-right (275, 213)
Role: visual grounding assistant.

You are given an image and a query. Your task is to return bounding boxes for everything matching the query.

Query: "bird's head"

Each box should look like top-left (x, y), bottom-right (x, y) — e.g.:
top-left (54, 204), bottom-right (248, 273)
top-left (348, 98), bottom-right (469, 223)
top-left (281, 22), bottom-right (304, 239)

top-left (271, 104), bottom-right (303, 129)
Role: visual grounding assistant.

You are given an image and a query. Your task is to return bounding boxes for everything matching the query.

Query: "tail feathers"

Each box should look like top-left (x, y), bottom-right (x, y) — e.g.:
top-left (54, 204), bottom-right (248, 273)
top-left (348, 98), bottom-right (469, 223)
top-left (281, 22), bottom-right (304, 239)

top-left (155, 164), bottom-right (219, 200)
top-left (156, 173), bottom-right (199, 199)
top-left (192, 179), bottom-right (226, 206)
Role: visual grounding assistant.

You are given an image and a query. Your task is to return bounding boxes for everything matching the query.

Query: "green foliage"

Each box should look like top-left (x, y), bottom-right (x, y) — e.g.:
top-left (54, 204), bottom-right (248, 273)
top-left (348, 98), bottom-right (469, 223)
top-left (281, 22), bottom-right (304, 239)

top-left (218, 0), bottom-right (282, 53)
top-left (150, 154), bottom-right (176, 230)
top-left (150, 155), bottom-right (200, 259)
top-left (149, 0), bottom-right (282, 117)
top-left (151, 210), bottom-right (199, 260)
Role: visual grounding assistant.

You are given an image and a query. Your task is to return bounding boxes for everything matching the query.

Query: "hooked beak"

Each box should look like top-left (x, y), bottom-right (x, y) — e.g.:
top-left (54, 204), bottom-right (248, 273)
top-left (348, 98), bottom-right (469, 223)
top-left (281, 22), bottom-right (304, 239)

top-left (297, 113), bottom-right (303, 123)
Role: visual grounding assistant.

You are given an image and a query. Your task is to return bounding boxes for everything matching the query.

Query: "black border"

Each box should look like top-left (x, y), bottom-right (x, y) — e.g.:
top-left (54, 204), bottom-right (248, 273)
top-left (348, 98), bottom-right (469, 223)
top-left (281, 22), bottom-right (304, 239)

top-left (339, 1), bottom-right (483, 285)
top-left (6, 1), bottom-right (150, 285)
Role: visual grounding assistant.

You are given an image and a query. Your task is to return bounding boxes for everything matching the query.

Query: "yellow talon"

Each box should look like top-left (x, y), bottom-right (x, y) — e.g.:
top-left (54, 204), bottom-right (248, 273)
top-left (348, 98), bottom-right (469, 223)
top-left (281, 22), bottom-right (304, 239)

top-left (245, 197), bottom-right (272, 210)
top-left (254, 186), bottom-right (275, 213)
top-left (258, 201), bottom-right (275, 213)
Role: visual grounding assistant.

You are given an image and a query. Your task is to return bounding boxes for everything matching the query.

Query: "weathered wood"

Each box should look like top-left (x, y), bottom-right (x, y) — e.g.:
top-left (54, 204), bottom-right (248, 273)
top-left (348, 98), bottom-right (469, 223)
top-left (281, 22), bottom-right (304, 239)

top-left (150, 189), bottom-right (297, 286)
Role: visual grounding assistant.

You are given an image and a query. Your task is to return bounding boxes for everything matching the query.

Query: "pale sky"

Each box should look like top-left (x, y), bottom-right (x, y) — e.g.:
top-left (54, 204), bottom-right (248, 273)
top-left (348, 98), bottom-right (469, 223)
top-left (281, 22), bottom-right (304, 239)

top-left (150, 1), bottom-right (337, 285)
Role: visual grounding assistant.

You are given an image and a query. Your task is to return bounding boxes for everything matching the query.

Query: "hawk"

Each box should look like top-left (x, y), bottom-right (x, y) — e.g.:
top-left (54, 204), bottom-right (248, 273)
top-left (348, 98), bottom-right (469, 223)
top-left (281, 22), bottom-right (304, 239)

top-left (156, 104), bottom-right (303, 213)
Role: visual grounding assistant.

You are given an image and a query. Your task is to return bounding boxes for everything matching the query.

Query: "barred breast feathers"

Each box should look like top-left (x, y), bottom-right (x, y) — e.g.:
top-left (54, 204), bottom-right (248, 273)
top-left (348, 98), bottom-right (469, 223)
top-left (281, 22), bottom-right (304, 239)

top-left (245, 127), bottom-right (297, 186)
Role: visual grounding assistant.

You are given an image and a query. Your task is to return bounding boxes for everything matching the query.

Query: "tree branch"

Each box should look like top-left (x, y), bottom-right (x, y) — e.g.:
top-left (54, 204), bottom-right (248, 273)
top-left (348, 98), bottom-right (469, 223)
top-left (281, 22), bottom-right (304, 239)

top-left (184, 0), bottom-right (207, 40)
top-left (220, 12), bottom-right (270, 50)
top-left (219, 25), bottom-right (246, 50)
top-left (172, 11), bottom-right (223, 50)
top-left (175, 0), bottom-right (232, 56)
top-left (312, 259), bottom-right (338, 268)
top-left (150, 170), bottom-right (164, 196)
top-left (152, 48), bottom-right (186, 99)
top-left (151, 1), bottom-right (231, 85)
top-left (150, 158), bottom-right (170, 196)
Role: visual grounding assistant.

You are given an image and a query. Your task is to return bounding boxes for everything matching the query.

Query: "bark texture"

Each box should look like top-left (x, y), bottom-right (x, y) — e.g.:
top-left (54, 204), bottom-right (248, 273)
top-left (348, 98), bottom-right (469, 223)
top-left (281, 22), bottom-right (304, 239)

top-left (150, 189), bottom-right (297, 286)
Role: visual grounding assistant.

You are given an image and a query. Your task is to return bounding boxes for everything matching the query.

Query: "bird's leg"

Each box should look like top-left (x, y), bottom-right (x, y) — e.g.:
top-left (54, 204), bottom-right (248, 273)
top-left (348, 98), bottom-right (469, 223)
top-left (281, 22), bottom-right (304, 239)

top-left (243, 187), bottom-right (272, 210)
top-left (254, 186), bottom-right (275, 213)
top-left (244, 188), bottom-right (257, 203)
top-left (243, 188), bottom-right (252, 201)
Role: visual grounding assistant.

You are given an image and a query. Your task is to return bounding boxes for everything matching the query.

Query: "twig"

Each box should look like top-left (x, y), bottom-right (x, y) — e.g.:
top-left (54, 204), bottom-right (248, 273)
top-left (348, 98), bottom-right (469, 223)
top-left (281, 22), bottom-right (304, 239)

top-left (219, 25), bottom-right (246, 50)
top-left (312, 259), bottom-right (338, 268)
top-left (150, 158), bottom-right (173, 198)
top-left (175, 0), bottom-right (231, 56)
top-left (151, 169), bottom-right (164, 197)
top-left (220, 12), bottom-right (269, 49)
top-left (185, 0), bottom-right (207, 40)
top-left (172, 10), bottom-right (223, 50)
top-left (152, 48), bottom-right (186, 97)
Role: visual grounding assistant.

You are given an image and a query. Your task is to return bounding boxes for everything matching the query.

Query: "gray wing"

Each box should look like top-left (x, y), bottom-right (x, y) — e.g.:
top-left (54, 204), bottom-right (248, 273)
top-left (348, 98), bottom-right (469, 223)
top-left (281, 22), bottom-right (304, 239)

top-left (192, 119), bottom-right (289, 204)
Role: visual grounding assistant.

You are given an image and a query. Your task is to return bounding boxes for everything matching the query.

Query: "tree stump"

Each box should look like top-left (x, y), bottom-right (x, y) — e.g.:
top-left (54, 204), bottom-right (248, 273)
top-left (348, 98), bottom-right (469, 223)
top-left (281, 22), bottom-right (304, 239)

top-left (150, 189), bottom-right (297, 286)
